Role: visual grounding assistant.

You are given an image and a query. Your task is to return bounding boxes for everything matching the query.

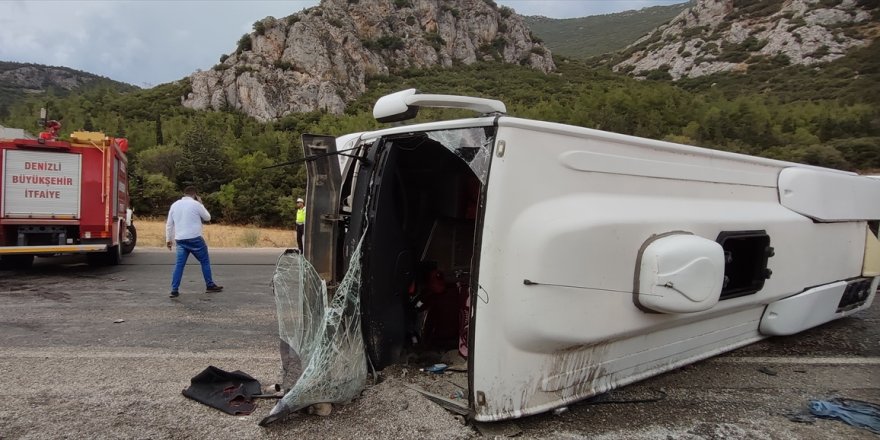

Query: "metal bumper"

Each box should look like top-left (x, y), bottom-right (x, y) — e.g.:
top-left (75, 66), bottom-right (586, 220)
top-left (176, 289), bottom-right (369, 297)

top-left (0, 244), bottom-right (107, 255)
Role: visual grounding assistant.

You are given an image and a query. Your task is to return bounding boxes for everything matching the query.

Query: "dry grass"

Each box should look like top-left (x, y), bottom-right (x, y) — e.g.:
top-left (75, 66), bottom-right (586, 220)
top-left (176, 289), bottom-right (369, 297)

top-left (135, 219), bottom-right (296, 248)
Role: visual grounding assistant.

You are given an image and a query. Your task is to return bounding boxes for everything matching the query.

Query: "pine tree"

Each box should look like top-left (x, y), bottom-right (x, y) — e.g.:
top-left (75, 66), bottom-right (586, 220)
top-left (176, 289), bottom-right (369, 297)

top-left (155, 114), bottom-right (164, 145)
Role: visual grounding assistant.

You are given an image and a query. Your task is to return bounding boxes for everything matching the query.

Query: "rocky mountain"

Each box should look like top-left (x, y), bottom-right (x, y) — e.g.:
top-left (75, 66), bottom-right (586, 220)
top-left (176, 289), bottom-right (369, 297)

top-left (0, 62), bottom-right (125, 92)
top-left (613, 0), bottom-right (879, 80)
top-left (0, 61), bottom-right (134, 116)
top-left (182, 0), bottom-right (554, 122)
top-left (524, 2), bottom-right (691, 60)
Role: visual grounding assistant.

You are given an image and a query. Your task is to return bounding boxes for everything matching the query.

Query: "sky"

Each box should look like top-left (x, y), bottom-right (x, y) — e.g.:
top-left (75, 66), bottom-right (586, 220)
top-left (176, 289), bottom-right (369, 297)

top-left (0, 1), bottom-right (685, 88)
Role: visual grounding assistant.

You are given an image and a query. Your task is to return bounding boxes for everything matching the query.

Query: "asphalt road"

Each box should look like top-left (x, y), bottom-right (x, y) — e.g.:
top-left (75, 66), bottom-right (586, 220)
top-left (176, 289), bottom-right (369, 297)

top-left (0, 248), bottom-right (878, 439)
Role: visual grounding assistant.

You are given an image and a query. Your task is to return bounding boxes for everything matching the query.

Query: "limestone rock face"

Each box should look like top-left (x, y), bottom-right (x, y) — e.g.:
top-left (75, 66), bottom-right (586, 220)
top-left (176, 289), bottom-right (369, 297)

top-left (183, 0), bottom-right (554, 121)
top-left (613, 0), bottom-right (877, 80)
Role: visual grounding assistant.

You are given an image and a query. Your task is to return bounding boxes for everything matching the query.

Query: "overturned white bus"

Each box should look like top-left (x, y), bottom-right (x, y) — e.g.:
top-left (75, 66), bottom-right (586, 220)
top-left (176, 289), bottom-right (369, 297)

top-left (262, 89), bottom-right (880, 425)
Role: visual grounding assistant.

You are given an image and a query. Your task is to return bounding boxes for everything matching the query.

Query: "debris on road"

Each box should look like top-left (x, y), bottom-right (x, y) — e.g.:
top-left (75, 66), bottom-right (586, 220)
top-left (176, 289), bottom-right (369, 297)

top-left (809, 398), bottom-right (880, 434)
top-left (553, 406), bottom-right (569, 416)
top-left (113, 319), bottom-right (125, 323)
top-left (182, 366), bottom-right (262, 416)
top-left (420, 363), bottom-right (448, 374)
top-left (404, 384), bottom-right (468, 416)
top-left (307, 402), bottom-right (333, 416)
top-left (757, 366), bottom-right (778, 376)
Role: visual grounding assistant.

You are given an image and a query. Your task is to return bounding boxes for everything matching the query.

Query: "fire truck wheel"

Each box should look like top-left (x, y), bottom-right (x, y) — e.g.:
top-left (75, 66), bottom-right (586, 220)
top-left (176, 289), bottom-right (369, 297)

top-left (122, 225), bottom-right (137, 255)
top-left (0, 254), bottom-right (34, 269)
top-left (106, 243), bottom-right (123, 266)
top-left (87, 244), bottom-right (121, 266)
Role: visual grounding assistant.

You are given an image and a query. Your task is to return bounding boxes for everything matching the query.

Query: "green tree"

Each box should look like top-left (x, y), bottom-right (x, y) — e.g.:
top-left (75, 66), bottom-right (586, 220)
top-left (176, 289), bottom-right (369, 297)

top-left (136, 144), bottom-right (183, 181)
top-left (136, 173), bottom-right (179, 214)
top-left (155, 114), bottom-right (164, 145)
top-left (176, 124), bottom-right (232, 193)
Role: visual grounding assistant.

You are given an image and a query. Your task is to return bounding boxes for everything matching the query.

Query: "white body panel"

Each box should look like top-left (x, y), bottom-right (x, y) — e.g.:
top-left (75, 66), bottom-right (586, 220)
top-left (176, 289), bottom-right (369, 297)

top-left (470, 117), bottom-right (875, 421)
top-left (760, 277), bottom-right (878, 336)
top-left (2, 149), bottom-right (81, 218)
top-left (779, 167), bottom-right (880, 221)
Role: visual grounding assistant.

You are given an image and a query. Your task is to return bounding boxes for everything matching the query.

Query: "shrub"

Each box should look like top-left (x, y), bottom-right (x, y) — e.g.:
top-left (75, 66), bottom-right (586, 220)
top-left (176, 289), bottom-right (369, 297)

top-left (219, 54), bottom-right (229, 63)
top-left (274, 60), bottom-right (294, 70)
top-left (379, 36), bottom-right (405, 50)
top-left (234, 65), bottom-right (256, 76)
top-left (286, 16), bottom-right (300, 26)
top-left (729, 0), bottom-right (784, 20)
top-left (236, 34), bottom-right (252, 53)
top-left (499, 6), bottom-right (513, 18)
top-left (253, 20), bottom-right (266, 36)
top-left (681, 25), bottom-right (709, 39)
top-left (424, 32), bottom-right (445, 50)
top-left (393, 0), bottom-right (409, 7)
top-left (810, 45), bottom-right (831, 58)
top-left (328, 18), bottom-right (344, 28)
top-left (717, 50), bottom-right (750, 63)
top-left (818, 0), bottom-right (843, 8)
top-left (787, 17), bottom-right (807, 32)
top-left (441, 5), bottom-right (460, 18)
top-left (645, 69), bottom-right (673, 80)
top-left (739, 36), bottom-right (768, 51)
top-left (241, 227), bottom-right (260, 247)
top-left (364, 36), bottom-right (405, 51)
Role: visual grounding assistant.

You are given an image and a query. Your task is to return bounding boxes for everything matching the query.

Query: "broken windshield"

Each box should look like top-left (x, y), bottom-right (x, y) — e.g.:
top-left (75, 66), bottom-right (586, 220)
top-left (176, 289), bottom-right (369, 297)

top-left (425, 126), bottom-right (496, 184)
top-left (260, 233), bottom-right (368, 426)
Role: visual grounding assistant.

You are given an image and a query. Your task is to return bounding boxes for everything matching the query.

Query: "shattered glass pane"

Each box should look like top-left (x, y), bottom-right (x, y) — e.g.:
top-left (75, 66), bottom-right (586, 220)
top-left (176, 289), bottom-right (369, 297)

top-left (427, 128), bottom-right (494, 184)
top-left (260, 234), bottom-right (368, 426)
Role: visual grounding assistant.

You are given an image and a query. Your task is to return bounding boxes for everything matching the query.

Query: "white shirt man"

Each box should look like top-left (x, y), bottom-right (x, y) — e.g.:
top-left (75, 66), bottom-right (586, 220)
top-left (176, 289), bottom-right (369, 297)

top-left (166, 187), bottom-right (222, 298)
top-left (166, 195), bottom-right (211, 242)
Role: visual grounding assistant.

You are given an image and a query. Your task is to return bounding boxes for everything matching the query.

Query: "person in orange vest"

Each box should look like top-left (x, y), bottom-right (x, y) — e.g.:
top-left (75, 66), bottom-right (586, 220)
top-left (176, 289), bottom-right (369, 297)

top-left (295, 197), bottom-right (306, 251)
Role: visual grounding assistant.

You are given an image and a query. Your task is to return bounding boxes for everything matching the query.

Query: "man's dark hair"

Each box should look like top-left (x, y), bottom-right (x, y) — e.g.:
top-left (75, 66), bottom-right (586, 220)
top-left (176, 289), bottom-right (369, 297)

top-left (183, 186), bottom-right (198, 196)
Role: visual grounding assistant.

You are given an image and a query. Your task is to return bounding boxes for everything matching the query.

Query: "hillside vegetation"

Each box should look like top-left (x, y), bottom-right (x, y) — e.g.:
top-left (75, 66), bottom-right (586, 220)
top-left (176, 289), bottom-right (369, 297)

top-left (0, 61), bottom-right (135, 119)
top-left (523, 2), bottom-right (691, 60)
top-left (2, 40), bottom-right (878, 226)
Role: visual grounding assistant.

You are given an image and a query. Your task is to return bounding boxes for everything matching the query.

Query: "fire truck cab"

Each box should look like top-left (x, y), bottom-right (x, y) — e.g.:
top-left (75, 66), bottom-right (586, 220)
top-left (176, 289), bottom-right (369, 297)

top-left (0, 130), bottom-right (136, 268)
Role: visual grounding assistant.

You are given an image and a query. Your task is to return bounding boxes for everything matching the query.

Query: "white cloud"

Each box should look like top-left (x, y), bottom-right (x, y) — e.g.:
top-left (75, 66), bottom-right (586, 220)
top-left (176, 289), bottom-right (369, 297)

top-left (0, 0), bottom-right (686, 87)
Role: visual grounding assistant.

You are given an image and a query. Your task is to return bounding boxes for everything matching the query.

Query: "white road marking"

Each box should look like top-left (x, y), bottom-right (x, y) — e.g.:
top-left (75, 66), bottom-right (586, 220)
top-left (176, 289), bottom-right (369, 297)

top-left (713, 356), bottom-right (880, 365)
top-left (0, 348), bottom-right (277, 360)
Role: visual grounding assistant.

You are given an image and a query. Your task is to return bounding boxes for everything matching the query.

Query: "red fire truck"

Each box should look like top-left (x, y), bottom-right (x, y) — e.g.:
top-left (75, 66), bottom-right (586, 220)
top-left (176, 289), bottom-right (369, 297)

top-left (0, 125), bottom-right (136, 268)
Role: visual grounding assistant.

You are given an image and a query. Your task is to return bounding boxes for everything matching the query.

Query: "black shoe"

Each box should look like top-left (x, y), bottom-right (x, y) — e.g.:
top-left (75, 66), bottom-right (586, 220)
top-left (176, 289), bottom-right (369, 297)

top-left (205, 285), bottom-right (223, 293)
top-left (169, 291), bottom-right (180, 298)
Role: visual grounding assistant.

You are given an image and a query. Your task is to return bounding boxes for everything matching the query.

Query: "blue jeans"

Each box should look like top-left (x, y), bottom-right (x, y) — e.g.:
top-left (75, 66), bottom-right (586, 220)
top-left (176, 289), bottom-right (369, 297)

top-left (171, 236), bottom-right (215, 291)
